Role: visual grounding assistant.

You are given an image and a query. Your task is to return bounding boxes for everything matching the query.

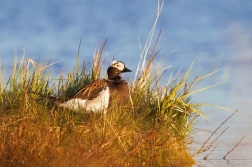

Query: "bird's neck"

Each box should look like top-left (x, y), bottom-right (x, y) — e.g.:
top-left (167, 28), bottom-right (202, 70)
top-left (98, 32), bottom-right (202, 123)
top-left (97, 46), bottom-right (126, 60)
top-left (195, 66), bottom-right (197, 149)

top-left (108, 75), bottom-right (122, 81)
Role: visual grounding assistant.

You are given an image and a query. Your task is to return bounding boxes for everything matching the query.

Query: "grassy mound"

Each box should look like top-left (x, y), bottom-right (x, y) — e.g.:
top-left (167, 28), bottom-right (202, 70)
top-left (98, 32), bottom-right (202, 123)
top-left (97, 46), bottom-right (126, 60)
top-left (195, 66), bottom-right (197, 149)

top-left (0, 41), bottom-right (211, 166)
top-left (0, 3), bottom-right (215, 164)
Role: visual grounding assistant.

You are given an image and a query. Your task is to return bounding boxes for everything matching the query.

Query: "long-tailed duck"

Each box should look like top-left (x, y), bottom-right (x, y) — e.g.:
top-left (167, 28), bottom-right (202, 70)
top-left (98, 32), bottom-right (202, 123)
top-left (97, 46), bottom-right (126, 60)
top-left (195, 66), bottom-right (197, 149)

top-left (41, 60), bottom-right (131, 113)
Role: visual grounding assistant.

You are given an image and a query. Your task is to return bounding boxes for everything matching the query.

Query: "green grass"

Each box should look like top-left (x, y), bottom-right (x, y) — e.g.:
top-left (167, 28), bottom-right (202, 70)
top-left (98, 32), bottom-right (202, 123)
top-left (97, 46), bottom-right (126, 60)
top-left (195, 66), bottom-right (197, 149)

top-left (0, 44), bottom-right (212, 166)
top-left (0, 3), bottom-right (217, 165)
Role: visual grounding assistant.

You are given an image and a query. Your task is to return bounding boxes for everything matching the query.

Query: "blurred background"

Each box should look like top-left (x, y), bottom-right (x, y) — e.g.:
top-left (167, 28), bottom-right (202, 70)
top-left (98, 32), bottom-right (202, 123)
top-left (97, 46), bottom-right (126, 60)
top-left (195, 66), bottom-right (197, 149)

top-left (1, 0), bottom-right (251, 164)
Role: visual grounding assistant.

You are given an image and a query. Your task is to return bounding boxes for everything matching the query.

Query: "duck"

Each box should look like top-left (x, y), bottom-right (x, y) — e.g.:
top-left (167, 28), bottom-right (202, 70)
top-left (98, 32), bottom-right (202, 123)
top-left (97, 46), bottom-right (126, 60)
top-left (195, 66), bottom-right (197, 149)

top-left (45, 60), bottom-right (132, 113)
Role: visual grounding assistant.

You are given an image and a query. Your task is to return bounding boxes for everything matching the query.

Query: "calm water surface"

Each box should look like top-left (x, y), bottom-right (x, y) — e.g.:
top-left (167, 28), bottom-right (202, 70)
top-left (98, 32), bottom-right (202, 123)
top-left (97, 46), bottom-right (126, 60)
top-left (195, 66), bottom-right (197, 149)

top-left (191, 113), bottom-right (252, 167)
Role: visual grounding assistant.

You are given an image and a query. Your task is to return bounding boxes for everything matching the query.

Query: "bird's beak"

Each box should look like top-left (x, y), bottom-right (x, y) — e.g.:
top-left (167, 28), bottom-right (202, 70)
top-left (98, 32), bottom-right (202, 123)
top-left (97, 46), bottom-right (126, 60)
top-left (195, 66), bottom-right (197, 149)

top-left (122, 67), bottom-right (132, 73)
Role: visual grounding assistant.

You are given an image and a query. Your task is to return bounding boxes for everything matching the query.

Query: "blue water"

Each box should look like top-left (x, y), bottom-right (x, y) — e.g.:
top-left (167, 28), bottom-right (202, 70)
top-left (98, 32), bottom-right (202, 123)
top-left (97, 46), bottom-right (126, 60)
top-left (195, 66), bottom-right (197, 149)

top-left (1, 1), bottom-right (252, 166)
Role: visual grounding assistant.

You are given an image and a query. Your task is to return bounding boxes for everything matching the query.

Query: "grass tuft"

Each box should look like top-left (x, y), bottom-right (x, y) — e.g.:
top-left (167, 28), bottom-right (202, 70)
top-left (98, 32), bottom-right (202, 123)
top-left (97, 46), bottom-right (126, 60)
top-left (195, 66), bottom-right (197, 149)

top-left (0, 42), bottom-right (215, 166)
top-left (0, 1), bottom-right (221, 166)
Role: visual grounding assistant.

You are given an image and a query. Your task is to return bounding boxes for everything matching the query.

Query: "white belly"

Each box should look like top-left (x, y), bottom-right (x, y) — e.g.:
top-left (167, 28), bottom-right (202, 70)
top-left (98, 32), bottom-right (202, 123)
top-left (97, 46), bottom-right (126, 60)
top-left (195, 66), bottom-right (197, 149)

top-left (58, 87), bottom-right (110, 113)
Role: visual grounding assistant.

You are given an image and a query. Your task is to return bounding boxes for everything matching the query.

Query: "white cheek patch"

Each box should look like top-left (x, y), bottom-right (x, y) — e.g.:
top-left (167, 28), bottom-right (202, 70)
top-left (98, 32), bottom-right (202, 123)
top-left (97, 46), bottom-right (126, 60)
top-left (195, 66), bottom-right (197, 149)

top-left (111, 61), bottom-right (125, 71)
top-left (58, 87), bottom-right (110, 113)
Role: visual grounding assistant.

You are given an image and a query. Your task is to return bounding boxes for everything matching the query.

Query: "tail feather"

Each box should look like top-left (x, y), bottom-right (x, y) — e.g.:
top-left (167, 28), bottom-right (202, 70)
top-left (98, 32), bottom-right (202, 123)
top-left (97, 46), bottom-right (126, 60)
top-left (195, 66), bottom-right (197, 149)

top-left (29, 91), bottom-right (62, 102)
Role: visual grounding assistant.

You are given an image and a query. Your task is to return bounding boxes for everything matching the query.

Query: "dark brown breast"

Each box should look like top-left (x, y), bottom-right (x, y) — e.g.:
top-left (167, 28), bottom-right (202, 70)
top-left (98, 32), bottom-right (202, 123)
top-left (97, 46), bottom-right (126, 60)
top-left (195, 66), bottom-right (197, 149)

top-left (105, 79), bottom-right (130, 105)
